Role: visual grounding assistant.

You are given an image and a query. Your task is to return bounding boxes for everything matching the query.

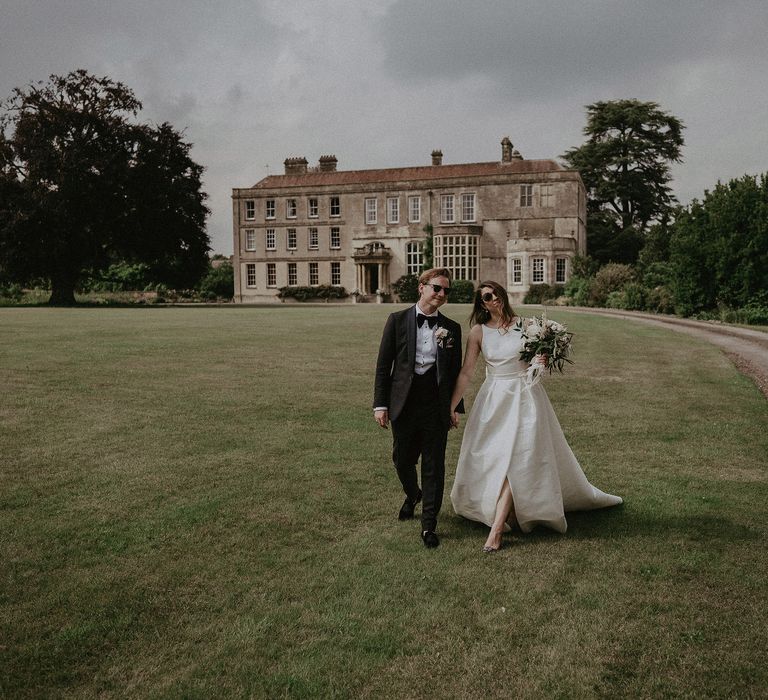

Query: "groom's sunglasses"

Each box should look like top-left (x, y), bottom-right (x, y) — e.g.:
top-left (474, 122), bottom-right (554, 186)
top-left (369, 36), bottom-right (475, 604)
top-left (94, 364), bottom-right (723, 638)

top-left (425, 283), bottom-right (451, 296)
top-left (482, 292), bottom-right (498, 302)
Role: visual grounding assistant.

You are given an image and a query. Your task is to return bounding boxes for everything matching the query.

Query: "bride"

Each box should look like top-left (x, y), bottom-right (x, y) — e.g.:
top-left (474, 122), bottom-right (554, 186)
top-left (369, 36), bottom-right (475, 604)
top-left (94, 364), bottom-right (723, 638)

top-left (449, 281), bottom-right (622, 552)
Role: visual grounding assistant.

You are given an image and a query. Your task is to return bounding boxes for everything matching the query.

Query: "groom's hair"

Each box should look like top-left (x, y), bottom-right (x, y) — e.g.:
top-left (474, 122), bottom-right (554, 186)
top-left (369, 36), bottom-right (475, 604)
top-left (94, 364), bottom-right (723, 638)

top-left (419, 268), bottom-right (452, 285)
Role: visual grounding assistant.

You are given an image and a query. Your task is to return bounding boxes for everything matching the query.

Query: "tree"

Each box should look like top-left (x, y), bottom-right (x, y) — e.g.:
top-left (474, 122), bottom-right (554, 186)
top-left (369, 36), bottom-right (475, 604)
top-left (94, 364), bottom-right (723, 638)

top-left (563, 99), bottom-right (684, 264)
top-left (0, 70), bottom-right (209, 304)
top-left (669, 174), bottom-right (768, 315)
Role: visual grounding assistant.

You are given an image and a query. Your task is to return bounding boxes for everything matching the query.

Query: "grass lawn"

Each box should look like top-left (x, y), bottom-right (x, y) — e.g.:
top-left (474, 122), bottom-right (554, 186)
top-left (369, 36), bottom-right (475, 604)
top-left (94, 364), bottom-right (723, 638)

top-left (1, 305), bottom-right (766, 698)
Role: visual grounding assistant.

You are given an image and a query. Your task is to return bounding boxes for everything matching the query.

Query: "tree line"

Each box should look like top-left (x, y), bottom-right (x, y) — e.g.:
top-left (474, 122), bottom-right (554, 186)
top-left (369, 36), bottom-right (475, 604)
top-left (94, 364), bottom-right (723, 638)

top-left (1, 72), bottom-right (765, 318)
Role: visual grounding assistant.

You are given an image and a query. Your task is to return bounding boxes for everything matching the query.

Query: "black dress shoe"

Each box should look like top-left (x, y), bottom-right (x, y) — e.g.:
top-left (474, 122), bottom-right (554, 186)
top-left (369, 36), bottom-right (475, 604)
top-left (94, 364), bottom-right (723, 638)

top-left (398, 491), bottom-right (422, 520)
top-left (421, 530), bottom-right (440, 548)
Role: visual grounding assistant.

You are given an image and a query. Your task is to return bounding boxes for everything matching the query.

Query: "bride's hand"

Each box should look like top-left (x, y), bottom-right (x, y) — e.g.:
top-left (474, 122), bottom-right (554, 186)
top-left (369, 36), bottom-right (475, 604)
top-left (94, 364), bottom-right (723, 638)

top-left (450, 411), bottom-right (460, 429)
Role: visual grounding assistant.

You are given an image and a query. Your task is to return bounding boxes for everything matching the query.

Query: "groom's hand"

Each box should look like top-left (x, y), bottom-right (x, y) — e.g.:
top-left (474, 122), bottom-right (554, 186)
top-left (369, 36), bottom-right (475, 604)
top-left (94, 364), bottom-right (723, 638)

top-left (450, 411), bottom-right (460, 429)
top-left (374, 409), bottom-right (389, 429)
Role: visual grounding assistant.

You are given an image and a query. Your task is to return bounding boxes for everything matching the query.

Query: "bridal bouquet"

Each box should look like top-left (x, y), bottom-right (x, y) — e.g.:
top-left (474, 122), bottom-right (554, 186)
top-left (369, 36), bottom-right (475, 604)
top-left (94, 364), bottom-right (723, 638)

top-left (519, 314), bottom-right (574, 384)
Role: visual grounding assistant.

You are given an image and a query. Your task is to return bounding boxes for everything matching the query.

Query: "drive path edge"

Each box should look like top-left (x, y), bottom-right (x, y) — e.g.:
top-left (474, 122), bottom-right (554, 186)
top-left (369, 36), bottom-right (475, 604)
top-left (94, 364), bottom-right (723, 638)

top-left (557, 307), bottom-right (768, 401)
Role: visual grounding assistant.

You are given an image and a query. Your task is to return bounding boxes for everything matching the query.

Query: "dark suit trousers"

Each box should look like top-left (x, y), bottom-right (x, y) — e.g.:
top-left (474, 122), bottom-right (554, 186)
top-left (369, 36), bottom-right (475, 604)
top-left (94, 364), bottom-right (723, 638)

top-left (391, 366), bottom-right (447, 532)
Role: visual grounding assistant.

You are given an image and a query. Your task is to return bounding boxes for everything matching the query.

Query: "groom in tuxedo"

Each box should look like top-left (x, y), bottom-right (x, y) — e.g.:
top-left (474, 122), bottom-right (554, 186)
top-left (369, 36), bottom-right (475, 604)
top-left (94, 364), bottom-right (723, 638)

top-left (373, 268), bottom-right (463, 548)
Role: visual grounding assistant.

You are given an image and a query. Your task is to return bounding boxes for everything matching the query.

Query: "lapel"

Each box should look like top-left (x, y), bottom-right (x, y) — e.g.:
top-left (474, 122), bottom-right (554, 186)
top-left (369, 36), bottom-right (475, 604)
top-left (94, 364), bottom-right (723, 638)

top-left (435, 311), bottom-right (444, 384)
top-left (406, 305), bottom-right (416, 371)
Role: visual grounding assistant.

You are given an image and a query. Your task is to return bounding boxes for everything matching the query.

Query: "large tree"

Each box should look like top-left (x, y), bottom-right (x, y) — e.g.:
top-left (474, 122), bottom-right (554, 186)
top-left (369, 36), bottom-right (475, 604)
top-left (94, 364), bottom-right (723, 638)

top-left (669, 173), bottom-right (768, 315)
top-left (0, 69), bottom-right (209, 304)
top-left (563, 99), bottom-right (684, 264)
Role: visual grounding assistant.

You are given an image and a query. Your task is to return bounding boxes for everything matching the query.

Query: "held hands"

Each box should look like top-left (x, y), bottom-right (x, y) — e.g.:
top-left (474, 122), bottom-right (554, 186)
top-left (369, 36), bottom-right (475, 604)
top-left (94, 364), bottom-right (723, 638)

top-left (450, 410), bottom-right (460, 429)
top-left (374, 409), bottom-right (389, 429)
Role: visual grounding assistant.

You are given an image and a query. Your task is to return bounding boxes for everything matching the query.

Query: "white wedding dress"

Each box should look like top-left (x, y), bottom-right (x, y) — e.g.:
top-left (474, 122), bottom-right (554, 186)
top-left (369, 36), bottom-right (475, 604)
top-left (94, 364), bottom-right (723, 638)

top-left (450, 323), bottom-right (622, 534)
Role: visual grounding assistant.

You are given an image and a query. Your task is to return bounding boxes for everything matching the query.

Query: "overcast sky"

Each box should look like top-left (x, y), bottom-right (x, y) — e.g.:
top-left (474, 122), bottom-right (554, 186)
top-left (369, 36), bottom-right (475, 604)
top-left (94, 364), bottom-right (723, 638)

top-left (2, 0), bottom-right (767, 254)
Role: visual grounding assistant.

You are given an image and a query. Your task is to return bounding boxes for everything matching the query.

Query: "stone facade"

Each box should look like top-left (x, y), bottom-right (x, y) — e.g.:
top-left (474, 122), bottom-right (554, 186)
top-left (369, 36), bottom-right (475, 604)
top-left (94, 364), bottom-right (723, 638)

top-left (231, 138), bottom-right (586, 304)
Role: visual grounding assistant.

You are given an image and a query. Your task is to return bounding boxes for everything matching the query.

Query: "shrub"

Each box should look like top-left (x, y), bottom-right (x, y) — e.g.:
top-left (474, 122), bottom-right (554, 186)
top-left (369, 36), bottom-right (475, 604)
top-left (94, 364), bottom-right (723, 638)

top-left (0, 282), bottom-right (24, 302)
top-left (563, 276), bottom-right (592, 306)
top-left (524, 284), bottom-right (564, 304)
top-left (605, 291), bottom-right (626, 309)
top-left (622, 282), bottom-right (647, 311)
top-left (645, 285), bottom-right (675, 314)
top-left (391, 275), bottom-right (419, 302)
top-left (278, 285), bottom-right (348, 301)
top-left (450, 279), bottom-right (475, 303)
top-left (589, 263), bottom-right (635, 306)
top-left (198, 262), bottom-right (233, 299)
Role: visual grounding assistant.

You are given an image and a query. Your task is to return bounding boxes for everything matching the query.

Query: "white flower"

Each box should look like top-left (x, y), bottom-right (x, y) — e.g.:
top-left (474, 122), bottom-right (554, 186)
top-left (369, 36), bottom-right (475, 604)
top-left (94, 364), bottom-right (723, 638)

top-left (434, 327), bottom-right (453, 349)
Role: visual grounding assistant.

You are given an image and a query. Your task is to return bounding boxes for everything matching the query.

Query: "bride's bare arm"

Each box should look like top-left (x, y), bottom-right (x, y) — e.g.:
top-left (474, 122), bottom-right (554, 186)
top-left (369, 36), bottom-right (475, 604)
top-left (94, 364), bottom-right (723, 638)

top-left (450, 324), bottom-right (483, 414)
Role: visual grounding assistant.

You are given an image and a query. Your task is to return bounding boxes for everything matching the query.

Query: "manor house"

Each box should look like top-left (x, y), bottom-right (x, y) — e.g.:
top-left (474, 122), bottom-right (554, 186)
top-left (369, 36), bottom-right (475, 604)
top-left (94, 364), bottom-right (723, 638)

top-left (231, 138), bottom-right (586, 303)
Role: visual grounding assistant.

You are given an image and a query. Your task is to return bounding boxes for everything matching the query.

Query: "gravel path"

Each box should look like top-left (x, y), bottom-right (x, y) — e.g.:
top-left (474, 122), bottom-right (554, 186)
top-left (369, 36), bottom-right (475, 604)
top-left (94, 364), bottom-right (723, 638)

top-left (563, 307), bottom-right (768, 400)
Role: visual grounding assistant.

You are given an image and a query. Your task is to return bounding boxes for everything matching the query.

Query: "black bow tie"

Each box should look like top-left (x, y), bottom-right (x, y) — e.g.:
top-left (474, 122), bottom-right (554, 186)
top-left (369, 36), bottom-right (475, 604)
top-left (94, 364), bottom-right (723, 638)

top-left (417, 314), bottom-right (437, 328)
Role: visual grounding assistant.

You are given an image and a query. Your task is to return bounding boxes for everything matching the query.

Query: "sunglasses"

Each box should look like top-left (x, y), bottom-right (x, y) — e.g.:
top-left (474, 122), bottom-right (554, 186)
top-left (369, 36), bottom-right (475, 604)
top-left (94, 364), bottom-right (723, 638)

top-left (482, 292), bottom-right (498, 302)
top-left (425, 283), bottom-right (451, 295)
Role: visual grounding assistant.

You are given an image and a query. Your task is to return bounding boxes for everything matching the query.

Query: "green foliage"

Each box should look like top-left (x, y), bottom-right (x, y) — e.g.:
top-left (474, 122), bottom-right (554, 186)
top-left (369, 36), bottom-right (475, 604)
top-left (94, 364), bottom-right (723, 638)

top-left (0, 69), bottom-right (210, 305)
top-left (589, 263), bottom-right (635, 306)
top-left (669, 173), bottom-right (768, 315)
top-left (391, 274), bottom-right (419, 302)
top-left (81, 262), bottom-right (153, 292)
top-left (563, 276), bottom-right (592, 306)
top-left (278, 284), bottom-right (348, 301)
top-left (524, 283), bottom-right (564, 304)
top-left (449, 279), bottom-right (475, 303)
top-left (563, 99), bottom-right (684, 264)
top-left (198, 262), bottom-right (233, 299)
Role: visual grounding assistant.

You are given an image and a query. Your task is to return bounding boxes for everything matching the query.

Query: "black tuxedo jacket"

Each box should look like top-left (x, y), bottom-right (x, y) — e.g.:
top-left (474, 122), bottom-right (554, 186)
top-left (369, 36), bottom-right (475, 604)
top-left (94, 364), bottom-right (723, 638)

top-left (374, 306), bottom-right (464, 426)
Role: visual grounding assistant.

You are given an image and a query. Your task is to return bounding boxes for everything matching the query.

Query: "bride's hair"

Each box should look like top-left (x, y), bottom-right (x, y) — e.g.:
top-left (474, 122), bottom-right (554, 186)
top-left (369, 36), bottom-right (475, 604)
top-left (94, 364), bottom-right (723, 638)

top-left (469, 280), bottom-right (516, 328)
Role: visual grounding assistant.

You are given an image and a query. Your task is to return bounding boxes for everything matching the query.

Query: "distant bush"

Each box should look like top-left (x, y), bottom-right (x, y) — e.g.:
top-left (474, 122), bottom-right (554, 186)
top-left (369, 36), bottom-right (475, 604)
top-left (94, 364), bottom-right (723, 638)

top-left (278, 285), bottom-right (348, 301)
top-left (198, 262), bottom-right (233, 299)
top-left (563, 277), bottom-right (592, 306)
top-left (450, 279), bottom-right (475, 303)
top-left (589, 264), bottom-right (635, 306)
top-left (392, 275), bottom-right (419, 302)
top-left (524, 284), bottom-right (564, 304)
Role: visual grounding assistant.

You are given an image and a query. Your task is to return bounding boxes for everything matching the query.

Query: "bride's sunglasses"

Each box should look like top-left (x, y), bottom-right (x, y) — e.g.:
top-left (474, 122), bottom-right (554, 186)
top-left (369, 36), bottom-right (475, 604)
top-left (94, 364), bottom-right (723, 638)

top-left (482, 292), bottom-right (498, 302)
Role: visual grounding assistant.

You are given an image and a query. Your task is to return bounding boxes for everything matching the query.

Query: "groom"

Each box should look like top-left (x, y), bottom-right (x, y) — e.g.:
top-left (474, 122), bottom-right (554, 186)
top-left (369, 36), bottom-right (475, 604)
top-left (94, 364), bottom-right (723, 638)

top-left (373, 268), bottom-right (463, 548)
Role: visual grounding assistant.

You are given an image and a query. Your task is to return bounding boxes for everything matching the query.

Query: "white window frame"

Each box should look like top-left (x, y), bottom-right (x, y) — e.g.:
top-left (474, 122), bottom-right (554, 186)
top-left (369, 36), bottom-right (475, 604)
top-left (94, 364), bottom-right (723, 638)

top-left (532, 257), bottom-right (545, 283)
top-left (408, 196), bottom-right (421, 223)
top-left (440, 194), bottom-right (455, 223)
top-left (520, 184), bottom-right (533, 208)
top-left (265, 228), bottom-right (276, 251)
top-left (287, 262), bottom-right (297, 286)
top-left (287, 228), bottom-right (297, 250)
top-left (512, 258), bottom-right (522, 285)
top-left (244, 229), bottom-right (256, 251)
top-left (245, 200), bottom-right (255, 220)
top-left (556, 257), bottom-right (567, 283)
top-left (461, 193), bottom-right (476, 222)
top-left (245, 263), bottom-right (257, 288)
top-left (434, 234), bottom-right (478, 281)
top-left (329, 196), bottom-right (341, 218)
top-left (265, 199), bottom-right (275, 220)
top-left (266, 262), bottom-right (277, 287)
top-left (387, 197), bottom-right (399, 224)
top-left (365, 198), bottom-right (377, 224)
top-left (309, 262), bottom-right (319, 285)
top-left (406, 241), bottom-right (424, 276)
top-left (331, 261), bottom-right (341, 286)
top-left (308, 227), bottom-right (319, 250)
top-left (330, 227), bottom-right (341, 250)
top-left (308, 197), bottom-right (319, 218)
top-left (286, 199), bottom-right (297, 219)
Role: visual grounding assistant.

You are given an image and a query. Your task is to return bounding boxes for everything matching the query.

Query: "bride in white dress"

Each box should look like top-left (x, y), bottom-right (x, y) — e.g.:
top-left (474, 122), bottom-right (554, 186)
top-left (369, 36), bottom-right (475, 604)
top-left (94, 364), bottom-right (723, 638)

top-left (449, 281), bottom-right (622, 552)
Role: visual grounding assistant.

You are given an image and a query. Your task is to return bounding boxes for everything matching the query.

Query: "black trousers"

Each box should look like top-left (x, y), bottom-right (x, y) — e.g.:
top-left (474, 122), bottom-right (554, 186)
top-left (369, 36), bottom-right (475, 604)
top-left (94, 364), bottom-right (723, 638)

top-left (391, 367), bottom-right (448, 532)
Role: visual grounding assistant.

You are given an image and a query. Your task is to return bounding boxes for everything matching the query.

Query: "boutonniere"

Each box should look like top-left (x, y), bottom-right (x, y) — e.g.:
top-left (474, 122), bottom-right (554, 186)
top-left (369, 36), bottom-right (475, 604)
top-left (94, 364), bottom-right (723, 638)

top-left (434, 327), bottom-right (454, 349)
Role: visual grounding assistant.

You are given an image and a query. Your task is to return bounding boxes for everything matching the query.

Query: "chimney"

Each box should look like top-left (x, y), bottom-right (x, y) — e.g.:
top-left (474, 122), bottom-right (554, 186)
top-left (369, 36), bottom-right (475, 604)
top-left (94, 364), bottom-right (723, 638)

top-left (284, 157), bottom-right (308, 175)
top-left (501, 137), bottom-right (523, 162)
top-left (318, 155), bottom-right (338, 172)
top-left (431, 149), bottom-right (443, 166)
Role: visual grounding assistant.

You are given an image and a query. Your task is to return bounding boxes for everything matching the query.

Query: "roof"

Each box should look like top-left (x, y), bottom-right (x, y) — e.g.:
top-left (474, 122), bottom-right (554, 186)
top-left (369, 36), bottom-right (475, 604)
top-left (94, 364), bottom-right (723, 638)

top-left (249, 159), bottom-right (567, 189)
